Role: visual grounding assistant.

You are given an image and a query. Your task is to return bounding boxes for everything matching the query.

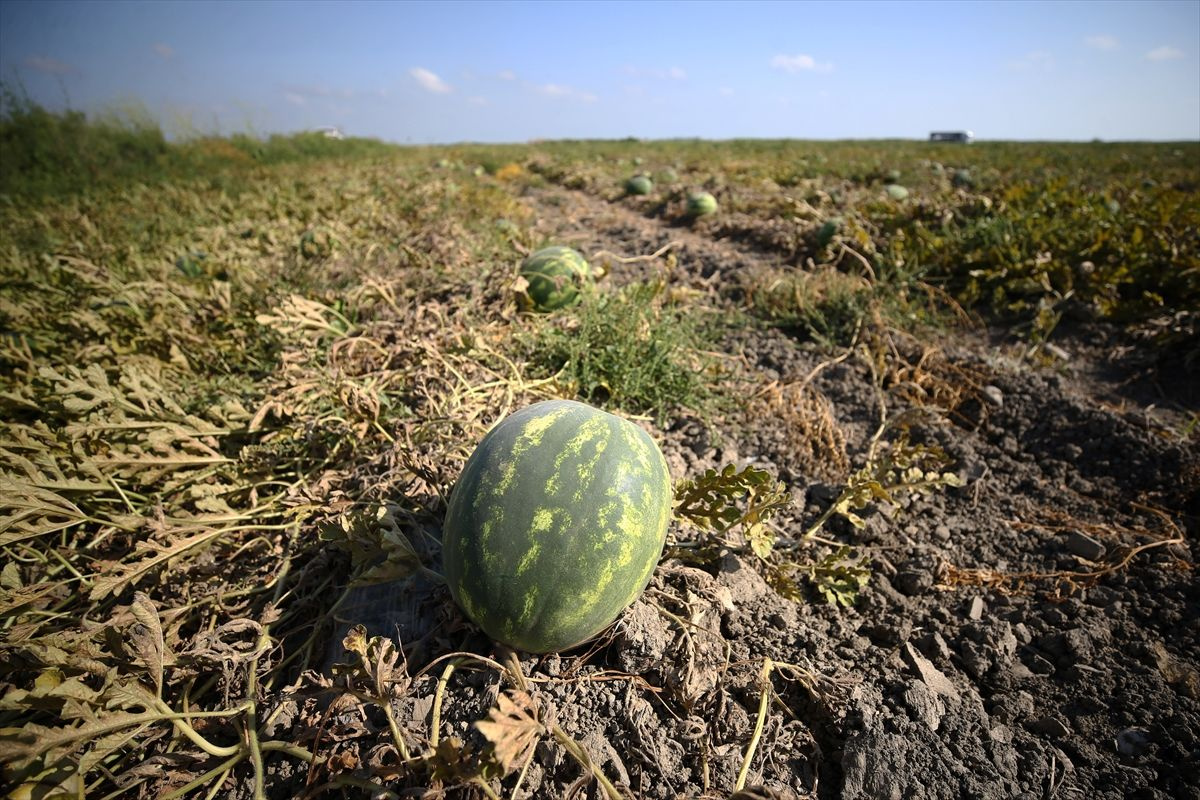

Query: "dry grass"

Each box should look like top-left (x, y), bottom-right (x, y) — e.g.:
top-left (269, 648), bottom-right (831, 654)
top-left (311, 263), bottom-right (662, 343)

top-left (748, 380), bottom-right (849, 482)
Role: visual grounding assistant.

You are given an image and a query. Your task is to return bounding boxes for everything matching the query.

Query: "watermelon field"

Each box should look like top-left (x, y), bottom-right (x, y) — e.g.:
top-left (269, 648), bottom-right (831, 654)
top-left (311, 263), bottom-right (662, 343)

top-left (2, 111), bottom-right (1199, 799)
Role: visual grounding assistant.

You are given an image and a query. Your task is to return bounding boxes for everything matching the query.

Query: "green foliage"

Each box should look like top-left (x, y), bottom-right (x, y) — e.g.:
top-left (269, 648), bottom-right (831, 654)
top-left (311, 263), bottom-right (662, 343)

top-left (747, 267), bottom-right (873, 347)
top-left (524, 137), bottom-right (1199, 337)
top-left (524, 282), bottom-right (719, 423)
top-left (674, 464), bottom-right (791, 556)
top-left (0, 83), bottom-right (169, 199)
top-left (805, 431), bottom-right (964, 539)
top-left (0, 85), bottom-right (393, 201)
top-left (807, 546), bottom-right (871, 606)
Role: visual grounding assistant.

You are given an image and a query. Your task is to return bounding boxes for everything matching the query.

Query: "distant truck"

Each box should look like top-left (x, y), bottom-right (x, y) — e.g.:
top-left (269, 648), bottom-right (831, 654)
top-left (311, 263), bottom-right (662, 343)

top-left (314, 126), bottom-right (345, 140)
top-left (929, 131), bottom-right (974, 143)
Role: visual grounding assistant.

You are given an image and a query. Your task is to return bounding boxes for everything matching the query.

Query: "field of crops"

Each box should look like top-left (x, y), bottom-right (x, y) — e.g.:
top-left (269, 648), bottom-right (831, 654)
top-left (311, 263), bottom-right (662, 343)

top-left (2, 113), bottom-right (1198, 799)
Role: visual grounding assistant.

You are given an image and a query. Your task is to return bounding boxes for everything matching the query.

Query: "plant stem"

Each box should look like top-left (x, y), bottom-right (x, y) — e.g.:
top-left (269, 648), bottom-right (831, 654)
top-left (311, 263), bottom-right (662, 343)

top-left (246, 631), bottom-right (268, 800)
top-left (160, 753), bottom-right (244, 800)
top-left (549, 724), bottom-right (625, 800)
top-left (736, 658), bottom-right (774, 792)
top-left (430, 659), bottom-right (459, 749)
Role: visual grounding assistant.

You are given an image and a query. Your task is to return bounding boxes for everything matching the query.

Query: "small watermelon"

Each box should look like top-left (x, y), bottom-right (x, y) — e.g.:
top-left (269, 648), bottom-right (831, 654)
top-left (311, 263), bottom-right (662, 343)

top-left (952, 169), bottom-right (973, 188)
top-left (686, 191), bottom-right (718, 217)
top-left (885, 169), bottom-right (902, 185)
top-left (519, 246), bottom-right (592, 311)
top-left (657, 167), bottom-right (680, 184)
top-left (885, 184), bottom-right (910, 201)
top-left (626, 175), bottom-right (653, 195)
top-left (442, 399), bottom-right (672, 653)
top-left (815, 218), bottom-right (842, 249)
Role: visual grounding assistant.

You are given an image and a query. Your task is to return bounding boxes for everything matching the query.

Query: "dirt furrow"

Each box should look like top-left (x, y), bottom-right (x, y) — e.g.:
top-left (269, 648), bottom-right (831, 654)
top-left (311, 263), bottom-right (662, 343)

top-left (479, 180), bottom-right (1200, 800)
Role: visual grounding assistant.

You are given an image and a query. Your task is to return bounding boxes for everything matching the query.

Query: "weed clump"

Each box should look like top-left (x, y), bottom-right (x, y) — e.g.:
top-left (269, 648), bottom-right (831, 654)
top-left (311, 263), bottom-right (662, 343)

top-left (524, 282), bottom-right (719, 424)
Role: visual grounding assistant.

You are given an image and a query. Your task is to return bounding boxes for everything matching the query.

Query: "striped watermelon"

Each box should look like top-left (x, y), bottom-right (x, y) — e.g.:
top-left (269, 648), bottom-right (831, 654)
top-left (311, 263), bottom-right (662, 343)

top-left (626, 175), bottom-right (653, 195)
top-left (686, 191), bottom-right (718, 218)
top-left (519, 246), bottom-right (592, 311)
top-left (442, 399), bottom-right (671, 653)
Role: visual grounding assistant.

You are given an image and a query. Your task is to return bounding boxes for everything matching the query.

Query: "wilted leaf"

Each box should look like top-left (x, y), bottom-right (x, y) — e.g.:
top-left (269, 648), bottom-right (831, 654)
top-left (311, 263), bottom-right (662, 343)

top-left (474, 691), bottom-right (543, 774)
top-left (128, 592), bottom-right (166, 697)
top-left (342, 624), bottom-right (369, 660)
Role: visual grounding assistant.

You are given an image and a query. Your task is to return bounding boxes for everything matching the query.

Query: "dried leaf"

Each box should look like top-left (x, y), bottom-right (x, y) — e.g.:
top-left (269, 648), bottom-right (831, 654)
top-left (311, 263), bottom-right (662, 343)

top-left (474, 691), bottom-right (543, 774)
top-left (128, 592), bottom-right (166, 696)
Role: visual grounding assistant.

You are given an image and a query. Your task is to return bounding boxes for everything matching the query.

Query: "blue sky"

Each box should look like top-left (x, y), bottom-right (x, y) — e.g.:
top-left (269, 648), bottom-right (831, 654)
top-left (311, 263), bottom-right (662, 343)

top-left (2, 0), bottom-right (1197, 142)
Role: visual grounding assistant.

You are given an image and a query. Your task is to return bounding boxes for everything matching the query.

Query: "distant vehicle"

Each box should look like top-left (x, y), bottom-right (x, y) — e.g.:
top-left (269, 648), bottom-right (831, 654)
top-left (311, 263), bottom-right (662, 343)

top-left (929, 131), bottom-right (974, 143)
top-left (314, 126), bottom-right (344, 140)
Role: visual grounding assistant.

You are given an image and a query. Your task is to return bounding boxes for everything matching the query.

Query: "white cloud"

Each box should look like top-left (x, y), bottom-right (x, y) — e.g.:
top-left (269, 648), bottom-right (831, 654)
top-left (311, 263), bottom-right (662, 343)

top-left (1084, 34), bottom-right (1118, 50)
top-left (410, 67), bottom-right (451, 93)
top-left (153, 43), bottom-right (174, 59)
top-left (24, 56), bottom-right (73, 75)
top-left (535, 83), bottom-right (596, 102)
top-left (467, 95), bottom-right (489, 106)
top-left (1145, 45), bottom-right (1184, 61)
top-left (284, 92), bottom-right (307, 106)
top-left (622, 65), bottom-right (688, 80)
top-left (771, 53), bottom-right (833, 73)
top-left (498, 69), bottom-right (517, 81)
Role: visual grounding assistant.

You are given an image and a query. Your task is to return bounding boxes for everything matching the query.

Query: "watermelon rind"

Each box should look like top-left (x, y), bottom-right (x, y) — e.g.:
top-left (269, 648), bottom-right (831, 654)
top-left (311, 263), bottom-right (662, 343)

top-left (442, 399), bottom-right (672, 653)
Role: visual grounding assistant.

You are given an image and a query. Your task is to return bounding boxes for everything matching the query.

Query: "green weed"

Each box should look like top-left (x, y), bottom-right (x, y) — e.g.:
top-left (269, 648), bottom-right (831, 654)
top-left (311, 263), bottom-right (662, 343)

top-left (523, 282), bottom-right (721, 423)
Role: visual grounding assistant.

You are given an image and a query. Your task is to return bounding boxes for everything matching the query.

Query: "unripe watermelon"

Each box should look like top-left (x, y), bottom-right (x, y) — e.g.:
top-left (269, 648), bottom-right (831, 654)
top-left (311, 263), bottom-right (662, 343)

top-left (519, 246), bottom-right (592, 311)
top-left (442, 400), bottom-right (672, 653)
top-left (815, 218), bottom-right (841, 249)
top-left (686, 191), bottom-right (718, 217)
top-left (626, 175), bottom-right (653, 195)
top-left (886, 184), bottom-right (910, 201)
top-left (952, 169), bottom-right (973, 188)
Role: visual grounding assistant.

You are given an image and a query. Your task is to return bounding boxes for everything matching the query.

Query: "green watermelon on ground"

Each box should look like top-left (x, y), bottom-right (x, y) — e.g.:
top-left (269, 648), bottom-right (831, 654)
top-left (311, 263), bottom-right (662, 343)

top-left (519, 246), bottom-right (592, 311)
top-left (441, 399), bottom-right (672, 653)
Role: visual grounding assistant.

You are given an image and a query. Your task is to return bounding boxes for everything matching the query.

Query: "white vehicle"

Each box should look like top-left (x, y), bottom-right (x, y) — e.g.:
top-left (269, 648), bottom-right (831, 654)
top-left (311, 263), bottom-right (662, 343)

top-left (929, 131), bottom-right (974, 143)
top-left (314, 126), bottom-right (344, 140)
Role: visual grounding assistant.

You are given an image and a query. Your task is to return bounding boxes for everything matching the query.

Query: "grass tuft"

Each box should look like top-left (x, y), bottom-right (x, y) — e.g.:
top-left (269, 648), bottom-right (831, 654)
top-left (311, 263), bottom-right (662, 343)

top-left (522, 282), bottom-right (721, 424)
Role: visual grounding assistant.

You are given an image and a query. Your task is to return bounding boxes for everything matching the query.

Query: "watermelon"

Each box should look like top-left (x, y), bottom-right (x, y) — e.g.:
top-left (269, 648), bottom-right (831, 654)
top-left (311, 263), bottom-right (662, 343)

top-left (886, 184), bottom-right (910, 201)
top-left (815, 218), bottom-right (841, 249)
top-left (657, 167), bottom-right (680, 184)
top-left (442, 400), bottom-right (672, 653)
top-left (952, 169), bottom-right (973, 188)
top-left (626, 174), bottom-right (653, 195)
top-left (686, 191), bottom-right (718, 217)
top-left (519, 246), bottom-right (592, 311)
